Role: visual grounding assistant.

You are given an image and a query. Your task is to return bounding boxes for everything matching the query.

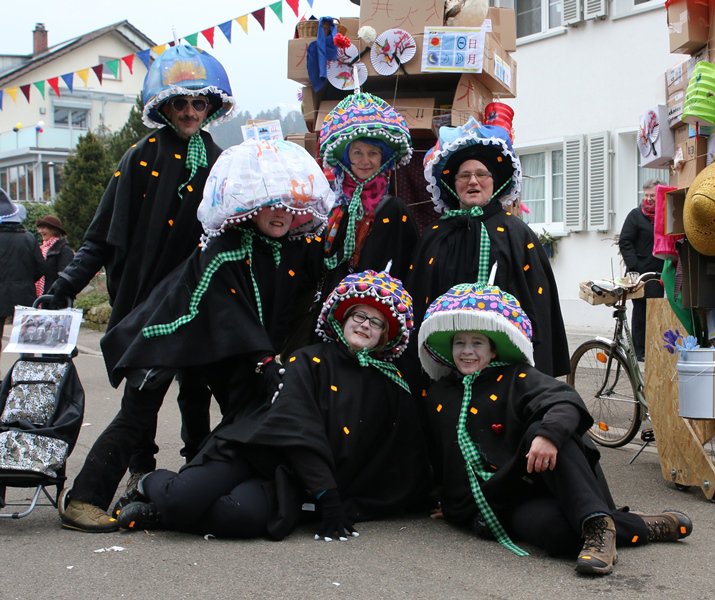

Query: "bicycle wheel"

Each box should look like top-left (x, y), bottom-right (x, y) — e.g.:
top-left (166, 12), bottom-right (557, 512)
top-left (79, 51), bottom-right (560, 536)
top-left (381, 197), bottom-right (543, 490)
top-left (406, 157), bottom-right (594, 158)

top-left (567, 340), bottom-right (641, 447)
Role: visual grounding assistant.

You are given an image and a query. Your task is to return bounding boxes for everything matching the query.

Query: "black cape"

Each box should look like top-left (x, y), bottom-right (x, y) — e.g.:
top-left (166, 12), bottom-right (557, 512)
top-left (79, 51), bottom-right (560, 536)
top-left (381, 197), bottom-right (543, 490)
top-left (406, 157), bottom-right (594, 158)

top-left (61, 126), bottom-right (221, 329)
top-left (101, 226), bottom-right (323, 388)
top-left (407, 201), bottom-right (570, 377)
top-left (205, 342), bottom-right (431, 522)
top-left (425, 364), bottom-right (599, 524)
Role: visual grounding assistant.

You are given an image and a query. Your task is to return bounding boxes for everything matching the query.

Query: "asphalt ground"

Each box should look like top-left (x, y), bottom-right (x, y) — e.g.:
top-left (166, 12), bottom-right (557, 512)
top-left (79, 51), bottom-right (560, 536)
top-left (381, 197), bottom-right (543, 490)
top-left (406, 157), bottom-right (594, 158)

top-left (0, 327), bottom-right (713, 600)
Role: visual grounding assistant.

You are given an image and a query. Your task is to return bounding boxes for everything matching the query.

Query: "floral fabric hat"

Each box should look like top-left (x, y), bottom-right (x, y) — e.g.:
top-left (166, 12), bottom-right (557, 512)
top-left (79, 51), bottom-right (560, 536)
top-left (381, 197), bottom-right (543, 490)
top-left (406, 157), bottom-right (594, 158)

top-left (423, 116), bottom-right (521, 212)
top-left (418, 283), bottom-right (534, 380)
top-left (142, 45), bottom-right (236, 128)
top-left (317, 269), bottom-right (414, 360)
top-left (197, 139), bottom-right (335, 243)
top-left (319, 92), bottom-right (412, 169)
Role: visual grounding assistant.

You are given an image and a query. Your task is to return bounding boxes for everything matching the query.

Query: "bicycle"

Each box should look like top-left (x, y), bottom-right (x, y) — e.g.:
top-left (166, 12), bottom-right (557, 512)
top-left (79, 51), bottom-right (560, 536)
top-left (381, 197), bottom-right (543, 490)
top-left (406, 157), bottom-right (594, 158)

top-left (566, 272), bottom-right (659, 448)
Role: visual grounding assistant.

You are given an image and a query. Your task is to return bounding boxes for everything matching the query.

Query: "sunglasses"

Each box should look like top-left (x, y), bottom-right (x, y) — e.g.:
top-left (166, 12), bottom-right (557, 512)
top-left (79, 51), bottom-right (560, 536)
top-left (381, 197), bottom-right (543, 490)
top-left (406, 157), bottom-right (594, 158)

top-left (168, 97), bottom-right (209, 112)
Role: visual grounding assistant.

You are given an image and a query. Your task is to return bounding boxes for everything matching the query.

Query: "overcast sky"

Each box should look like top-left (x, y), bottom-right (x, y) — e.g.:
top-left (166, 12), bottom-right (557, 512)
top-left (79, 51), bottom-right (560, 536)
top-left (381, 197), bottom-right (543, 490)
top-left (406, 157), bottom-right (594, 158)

top-left (1, 0), bottom-right (359, 115)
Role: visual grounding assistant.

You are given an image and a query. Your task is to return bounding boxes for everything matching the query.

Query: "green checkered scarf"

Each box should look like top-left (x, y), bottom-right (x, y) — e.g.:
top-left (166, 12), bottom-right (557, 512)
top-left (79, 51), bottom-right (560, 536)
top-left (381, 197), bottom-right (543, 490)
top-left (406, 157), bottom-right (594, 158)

top-left (142, 228), bottom-right (282, 339)
top-left (458, 369), bottom-right (528, 557)
top-left (441, 206), bottom-right (491, 284)
top-left (330, 317), bottom-right (410, 394)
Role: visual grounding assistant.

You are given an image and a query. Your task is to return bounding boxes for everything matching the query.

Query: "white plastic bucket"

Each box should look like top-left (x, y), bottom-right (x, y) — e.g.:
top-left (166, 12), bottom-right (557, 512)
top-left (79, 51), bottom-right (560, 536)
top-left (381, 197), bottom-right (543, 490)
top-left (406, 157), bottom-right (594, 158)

top-left (677, 349), bottom-right (715, 419)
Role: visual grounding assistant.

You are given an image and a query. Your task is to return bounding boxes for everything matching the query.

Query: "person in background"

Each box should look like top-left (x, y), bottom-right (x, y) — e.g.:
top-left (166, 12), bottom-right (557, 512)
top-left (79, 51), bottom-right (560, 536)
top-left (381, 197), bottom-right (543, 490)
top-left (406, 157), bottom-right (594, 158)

top-left (35, 215), bottom-right (74, 296)
top-left (48, 44), bottom-right (235, 533)
top-left (418, 282), bottom-right (693, 576)
top-left (0, 190), bottom-right (44, 366)
top-left (618, 178), bottom-right (666, 361)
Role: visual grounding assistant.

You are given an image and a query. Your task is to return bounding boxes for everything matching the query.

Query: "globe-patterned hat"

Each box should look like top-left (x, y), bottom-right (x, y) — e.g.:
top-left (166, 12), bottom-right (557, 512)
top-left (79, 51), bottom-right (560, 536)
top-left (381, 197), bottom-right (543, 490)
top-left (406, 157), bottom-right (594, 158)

top-left (317, 270), bottom-right (414, 360)
top-left (142, 45), bottom-right (236, 128)
top-left (418, 283), bottom-right (534, 380)
top-left (319, 92), bottom-right (412, 169)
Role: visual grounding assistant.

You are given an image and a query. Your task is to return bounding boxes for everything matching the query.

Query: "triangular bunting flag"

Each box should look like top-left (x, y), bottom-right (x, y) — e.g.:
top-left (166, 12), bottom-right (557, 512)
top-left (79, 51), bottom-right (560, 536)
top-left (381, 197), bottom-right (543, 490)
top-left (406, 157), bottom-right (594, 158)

top-left (307, 0), bottom-right (314, 6)
top-left (286, 0), bottom-right (300, 18)
top-left (47, 76), bottom-right (61, 97)
top-left (33, 80), bottom-right (46, 99)
top-left (269, 1), bottom-right (283, 22)
top-left (184, 32), bottom-right (199, 47)
top-left (6, 87), bottom-right (18, 102)
top-left (92, 64), bottom-right (104, 84)
top-left (218, 20), bottom-right (232, 43)
top-left (252, 7), bottom-right (266, 30)
top-left (76, 68), bottom-right (90, 86)
top-left (201, 27), bottom-right (215, 48)
top-left (61, 73), bottom-right (74, 93)
top-left (152, 44), bottom-right (167, 56)
top-left (20, 84), bottom-right (31, 102)
top-left (105, 58), bottom-right (120, 78)
top-left (122, 54), bottom-right (135, 74)
top-left (235, 15), bottom-right (249, 33)
top-left (136, 49), bottom-right (152, 69)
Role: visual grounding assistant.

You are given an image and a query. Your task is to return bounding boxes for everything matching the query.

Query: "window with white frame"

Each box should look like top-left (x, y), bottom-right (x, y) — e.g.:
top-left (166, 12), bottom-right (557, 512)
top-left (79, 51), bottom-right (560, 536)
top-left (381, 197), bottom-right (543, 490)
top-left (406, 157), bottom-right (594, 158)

top-left (612, 0), bottom-right (664, 19)
top-left (54, 106), bottom-right (89, 129)
top-left (520, 148), bottom-right (564, 225)
top-left (515, 0), bottom-right (563, 38)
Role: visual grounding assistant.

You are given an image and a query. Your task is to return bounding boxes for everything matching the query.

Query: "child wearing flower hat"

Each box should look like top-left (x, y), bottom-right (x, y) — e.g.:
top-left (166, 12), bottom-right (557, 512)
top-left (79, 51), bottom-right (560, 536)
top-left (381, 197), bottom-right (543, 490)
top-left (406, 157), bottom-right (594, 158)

top-left (115, 270), bottom-right (429, 540)
top-left (418, 283), bottom-right (692, 575)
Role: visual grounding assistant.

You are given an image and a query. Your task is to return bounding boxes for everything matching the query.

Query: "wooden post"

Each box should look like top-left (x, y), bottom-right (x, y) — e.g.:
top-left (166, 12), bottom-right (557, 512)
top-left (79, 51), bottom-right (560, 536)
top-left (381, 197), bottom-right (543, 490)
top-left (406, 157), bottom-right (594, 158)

top-left (645, 298), bottom-right (715, 500)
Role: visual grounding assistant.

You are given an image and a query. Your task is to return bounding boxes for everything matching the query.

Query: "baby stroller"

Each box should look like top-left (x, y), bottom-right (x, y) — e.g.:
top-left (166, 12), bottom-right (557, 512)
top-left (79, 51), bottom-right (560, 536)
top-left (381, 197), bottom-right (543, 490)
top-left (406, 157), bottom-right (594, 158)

top-left (0, 299), bottom-right (84, 519)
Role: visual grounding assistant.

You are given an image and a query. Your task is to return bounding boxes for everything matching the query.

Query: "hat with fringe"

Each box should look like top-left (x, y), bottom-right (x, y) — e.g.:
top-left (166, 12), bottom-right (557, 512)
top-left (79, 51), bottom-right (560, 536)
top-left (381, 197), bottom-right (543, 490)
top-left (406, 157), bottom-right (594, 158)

top-left (418, 283), bottom-right (534, 380)
top-left (423, 116), bottom-right (521, 212)
top-left (319, 92), bottom-right (412, 169)
top-left (142, 45), bottom-right (236, 128)
top-left (317, 269), bottom-right (414, 360)
top-left (197, 139), bottom-right (335, 245)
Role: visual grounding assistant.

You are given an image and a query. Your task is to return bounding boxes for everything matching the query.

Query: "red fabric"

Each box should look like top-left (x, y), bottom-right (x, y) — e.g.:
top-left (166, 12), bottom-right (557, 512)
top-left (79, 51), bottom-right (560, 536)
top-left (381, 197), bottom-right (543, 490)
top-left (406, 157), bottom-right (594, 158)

top-left (35, 237), bottom-right (58, 296)
top-left (653, 184), bottom-right (682, 260)
top-left (342, 173), bottom-right (390, 217)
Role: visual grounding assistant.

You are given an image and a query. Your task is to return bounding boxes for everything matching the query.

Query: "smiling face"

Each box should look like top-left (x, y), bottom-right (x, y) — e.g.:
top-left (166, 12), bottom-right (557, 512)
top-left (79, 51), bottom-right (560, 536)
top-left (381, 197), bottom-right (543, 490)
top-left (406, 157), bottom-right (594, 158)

top-left (253, 207), bottom-right (294, 238)
top-left (342, 304), bottom-right (387, 352)
top-left (37, 225), bottom-right (55, 242)
top-left (160, 95), bottom-right (210, 140)
top-left (452, 331), bottom-right (497, 375)
top-left (454, 159), bottom-right (494, 209)
top-left (348, 139), bottom-right (383, 180)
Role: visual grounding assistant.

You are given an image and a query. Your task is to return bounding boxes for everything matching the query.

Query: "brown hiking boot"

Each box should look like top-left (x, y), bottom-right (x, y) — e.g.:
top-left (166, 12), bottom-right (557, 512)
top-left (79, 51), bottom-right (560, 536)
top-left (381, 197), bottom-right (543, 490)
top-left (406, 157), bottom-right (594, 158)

top-left (59, 494), bottom-right (119, 533)
top-left (576, 515), bottom-right (617, 576)
top-left (632, 510), bottom-right (693, 542)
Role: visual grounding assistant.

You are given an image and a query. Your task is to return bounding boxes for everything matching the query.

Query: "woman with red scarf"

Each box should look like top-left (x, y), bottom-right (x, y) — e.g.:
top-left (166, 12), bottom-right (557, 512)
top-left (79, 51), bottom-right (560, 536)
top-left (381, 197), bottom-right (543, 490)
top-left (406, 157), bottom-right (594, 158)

top-left (618, 178), bottom-right (665, 361)
top-left (318, 92), bottom-right (419, 302)
top-left (35, 215), bottom-right (74, 296)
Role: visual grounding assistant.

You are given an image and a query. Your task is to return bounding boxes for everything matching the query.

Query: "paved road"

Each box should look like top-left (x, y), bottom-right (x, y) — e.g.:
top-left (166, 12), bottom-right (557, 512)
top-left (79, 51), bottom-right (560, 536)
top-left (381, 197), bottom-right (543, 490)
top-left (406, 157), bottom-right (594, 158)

top-left (1, 328), bottom-right (713, 600)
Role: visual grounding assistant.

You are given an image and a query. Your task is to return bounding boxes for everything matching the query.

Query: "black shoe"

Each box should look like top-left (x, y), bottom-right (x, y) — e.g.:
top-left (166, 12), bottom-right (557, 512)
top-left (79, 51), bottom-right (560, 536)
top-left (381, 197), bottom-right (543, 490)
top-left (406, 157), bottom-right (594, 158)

top-left (116, 500), bottom-right (160, 531)
top-left (111, 485), bottom-right (149, 520)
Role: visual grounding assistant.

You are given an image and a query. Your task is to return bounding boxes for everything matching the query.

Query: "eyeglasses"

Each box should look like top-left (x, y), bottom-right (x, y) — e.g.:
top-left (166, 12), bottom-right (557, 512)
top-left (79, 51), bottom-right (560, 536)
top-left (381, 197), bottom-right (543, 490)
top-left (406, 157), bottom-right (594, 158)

top-left (455, 170), bottom-right (493, 183)
top-left (349, 311), bottom-right (386, 330)
top-left (168, 97), bottom-right (209, 112)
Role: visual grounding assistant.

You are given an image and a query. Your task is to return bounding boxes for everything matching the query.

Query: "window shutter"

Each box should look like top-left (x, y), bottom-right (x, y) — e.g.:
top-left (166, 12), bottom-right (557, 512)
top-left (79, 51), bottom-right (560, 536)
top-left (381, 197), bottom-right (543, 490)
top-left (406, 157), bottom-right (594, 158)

top-left (584, 0), bottom-right (608, 20)
top-left (563, 135), bottom-right (585, 232)
top-left (587, 131), bottom-right (610, 231)
top-left (563, 0), bottom-right (582, 25)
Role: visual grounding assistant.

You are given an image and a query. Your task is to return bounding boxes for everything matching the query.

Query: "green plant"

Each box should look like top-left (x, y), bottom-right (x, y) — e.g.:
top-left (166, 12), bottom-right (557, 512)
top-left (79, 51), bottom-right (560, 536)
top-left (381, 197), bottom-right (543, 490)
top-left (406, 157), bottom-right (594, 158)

top-left (537, 229), bottom-right (557, 258)
top-left (73, 290), bottom-right (110, 312)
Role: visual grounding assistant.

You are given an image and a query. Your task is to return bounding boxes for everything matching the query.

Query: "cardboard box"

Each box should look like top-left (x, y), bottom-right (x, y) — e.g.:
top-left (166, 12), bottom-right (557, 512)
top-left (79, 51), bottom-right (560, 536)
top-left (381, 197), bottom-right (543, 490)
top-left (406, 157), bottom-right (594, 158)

top-left (360, 0), bottom-right (444, 36)
top-left (639, 105), bottom-right (675, 168)
top-left (285, 132), bottom-right (319, 159)
top-left (339, 17), bottom-right (360, 38)
top-left (667, 0), bottom-right (710, 54)
top-left (667, 90), bottom-right (685, 128)
top-left (451, 73), bottom-right (494, 126)
top-left (679, 240), bottom-right (715, 308)
top-left (287, 38), bottom-right (312, 84)
top-left (665, 46), bottom-right (709, 96)
top-left (664, 188), bottom-right (686, 234)
top-left (486, 7), bottom-right (516, 53)
top-left (478, 33), bottom-right (517, 97)
top-left (300, 85), bottom-right (324, 132)
top-left (316, 97), bottom-right (436, 132)
top-left (674, 134), bottom-right (708, 188)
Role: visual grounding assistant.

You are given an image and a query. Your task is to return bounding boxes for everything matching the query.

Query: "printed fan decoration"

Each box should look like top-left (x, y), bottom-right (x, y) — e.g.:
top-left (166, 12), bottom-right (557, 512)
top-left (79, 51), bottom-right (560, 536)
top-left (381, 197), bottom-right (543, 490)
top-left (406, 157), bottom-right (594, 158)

top-left (638, 110), bottom-right (660, 158)
top-left (370, 28), bottom-right (417, 76)
top-left (327, 43), bottom-right (368, 90)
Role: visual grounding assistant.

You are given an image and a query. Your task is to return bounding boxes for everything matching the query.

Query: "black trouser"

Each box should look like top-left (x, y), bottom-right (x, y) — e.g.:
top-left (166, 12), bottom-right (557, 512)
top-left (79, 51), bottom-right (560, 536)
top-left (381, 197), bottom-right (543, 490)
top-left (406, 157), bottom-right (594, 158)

top-left (496, 438), bottom-right (649, 557)
top-left (142, 456), bottom-right (271, 538)
top-left (631, 280), bottom-right (664, 360)
top-left (128, 369), bottom-right (215, 473)
top-left (72, 381), bottom-right (170, 510)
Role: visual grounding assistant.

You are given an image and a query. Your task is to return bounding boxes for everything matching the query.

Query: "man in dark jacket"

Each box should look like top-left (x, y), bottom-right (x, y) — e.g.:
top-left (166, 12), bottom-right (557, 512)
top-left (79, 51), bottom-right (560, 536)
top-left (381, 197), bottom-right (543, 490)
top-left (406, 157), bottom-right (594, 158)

top-left (48, 45), bottom-right (236, 532)
top-left (618, 178), bottom-right (665, 361)
top-left (0, 191), bottom-right (44, 365)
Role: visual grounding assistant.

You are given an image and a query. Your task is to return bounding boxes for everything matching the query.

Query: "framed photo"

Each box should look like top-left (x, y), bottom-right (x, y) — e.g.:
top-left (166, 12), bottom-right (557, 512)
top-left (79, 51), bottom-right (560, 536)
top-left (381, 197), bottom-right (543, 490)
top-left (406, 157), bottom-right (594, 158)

top-left (4, 306), bottom-right (83, 355)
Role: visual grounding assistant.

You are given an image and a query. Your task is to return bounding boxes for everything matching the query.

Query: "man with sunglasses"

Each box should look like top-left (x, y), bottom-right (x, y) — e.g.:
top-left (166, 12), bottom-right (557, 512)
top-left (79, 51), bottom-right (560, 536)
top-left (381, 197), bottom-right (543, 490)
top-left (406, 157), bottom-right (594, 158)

top-left (47, 46), bottom-right (236, 533)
